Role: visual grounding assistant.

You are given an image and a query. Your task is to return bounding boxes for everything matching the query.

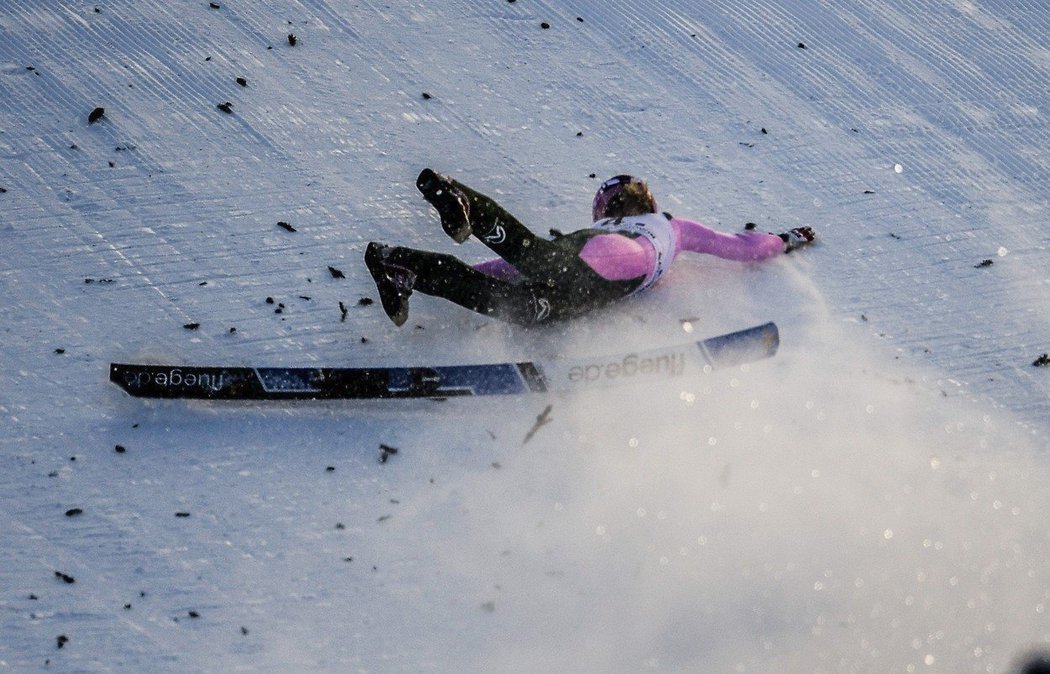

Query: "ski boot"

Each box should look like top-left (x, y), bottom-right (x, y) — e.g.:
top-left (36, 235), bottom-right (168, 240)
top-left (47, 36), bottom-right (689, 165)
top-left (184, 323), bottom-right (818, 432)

top-left (364, 242), bottom-right (416, 327)
top-left (416, 168), bottom-right (472, 244)
top-left (778, 226), bottom-right (816, 253)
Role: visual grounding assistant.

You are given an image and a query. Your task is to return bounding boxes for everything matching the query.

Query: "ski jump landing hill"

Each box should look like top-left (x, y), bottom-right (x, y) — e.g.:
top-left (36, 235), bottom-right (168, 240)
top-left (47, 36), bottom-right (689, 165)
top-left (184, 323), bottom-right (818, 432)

top-left (1, 1), bottom-right (1049, 672)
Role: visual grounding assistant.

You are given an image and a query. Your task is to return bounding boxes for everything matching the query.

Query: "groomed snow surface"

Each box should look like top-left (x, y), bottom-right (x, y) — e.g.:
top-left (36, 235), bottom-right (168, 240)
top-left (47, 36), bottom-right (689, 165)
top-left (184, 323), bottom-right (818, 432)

top-left (2, 1), bottom-right (1049, 672)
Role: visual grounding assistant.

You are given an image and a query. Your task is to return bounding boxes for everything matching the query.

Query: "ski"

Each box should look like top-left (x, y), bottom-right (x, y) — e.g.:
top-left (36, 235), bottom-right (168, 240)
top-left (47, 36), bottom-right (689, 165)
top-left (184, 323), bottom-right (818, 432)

top-left (109, 322), bottom-right (778, 400)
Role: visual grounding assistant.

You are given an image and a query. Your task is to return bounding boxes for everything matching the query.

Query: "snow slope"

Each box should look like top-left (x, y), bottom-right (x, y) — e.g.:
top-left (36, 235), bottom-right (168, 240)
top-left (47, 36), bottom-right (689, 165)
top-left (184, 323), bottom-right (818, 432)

top-left (2, 0), bottom-right (1049, 671)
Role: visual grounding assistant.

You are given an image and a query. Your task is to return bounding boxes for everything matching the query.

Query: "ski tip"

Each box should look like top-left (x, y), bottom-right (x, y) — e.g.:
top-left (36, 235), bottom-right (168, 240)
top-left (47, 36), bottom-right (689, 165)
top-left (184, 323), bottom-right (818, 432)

top-left (739, 321), bottom-right (778, 359)
top-left (759, 321), bottom-right (779, 357)
top-left (701, 321), bottom-right (779, 368)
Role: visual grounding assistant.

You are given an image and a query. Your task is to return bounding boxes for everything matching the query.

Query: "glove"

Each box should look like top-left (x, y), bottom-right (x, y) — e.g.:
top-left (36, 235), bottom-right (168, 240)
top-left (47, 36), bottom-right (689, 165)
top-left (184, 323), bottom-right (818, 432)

top-left (778, 226), bottom-right (816, 253)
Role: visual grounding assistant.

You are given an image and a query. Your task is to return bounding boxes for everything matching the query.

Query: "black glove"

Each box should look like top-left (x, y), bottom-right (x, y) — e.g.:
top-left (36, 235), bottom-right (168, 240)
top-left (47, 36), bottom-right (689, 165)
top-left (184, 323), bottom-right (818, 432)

top-left (778, 226), bottom-right (816, 253)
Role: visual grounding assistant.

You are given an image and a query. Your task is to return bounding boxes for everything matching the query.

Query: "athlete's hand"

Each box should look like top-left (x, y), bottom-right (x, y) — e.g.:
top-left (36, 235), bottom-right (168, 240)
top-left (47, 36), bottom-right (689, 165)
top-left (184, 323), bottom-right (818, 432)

top-left (778, 226), bottom-right (816, 253)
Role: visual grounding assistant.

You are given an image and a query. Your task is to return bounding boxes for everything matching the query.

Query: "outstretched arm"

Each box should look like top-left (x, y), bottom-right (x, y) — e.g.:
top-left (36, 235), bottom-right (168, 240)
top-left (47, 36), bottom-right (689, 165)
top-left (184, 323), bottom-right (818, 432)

top-left (471, 218), bottom-right (810, 283)
top-left (672, 218), bottom-right (786, 262)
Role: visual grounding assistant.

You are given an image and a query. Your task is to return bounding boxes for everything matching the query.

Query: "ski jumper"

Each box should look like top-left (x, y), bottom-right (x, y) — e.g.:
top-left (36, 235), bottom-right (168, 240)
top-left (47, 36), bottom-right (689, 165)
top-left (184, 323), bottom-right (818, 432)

top-left (380, 178), bottom-right (786, 325)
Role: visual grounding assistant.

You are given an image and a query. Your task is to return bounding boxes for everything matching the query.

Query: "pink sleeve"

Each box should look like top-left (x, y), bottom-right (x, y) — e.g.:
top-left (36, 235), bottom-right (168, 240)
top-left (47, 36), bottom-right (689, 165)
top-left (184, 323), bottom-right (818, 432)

top-left (672, 218), bottom-right (785, 262)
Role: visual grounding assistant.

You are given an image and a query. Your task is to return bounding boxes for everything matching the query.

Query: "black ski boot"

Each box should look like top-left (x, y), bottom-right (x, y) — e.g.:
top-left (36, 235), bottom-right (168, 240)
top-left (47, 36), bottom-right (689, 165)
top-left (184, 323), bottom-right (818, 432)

top-left (416, 168), bottom-right (472, 243)
top-left (364, 242), bottom-right (416, 327)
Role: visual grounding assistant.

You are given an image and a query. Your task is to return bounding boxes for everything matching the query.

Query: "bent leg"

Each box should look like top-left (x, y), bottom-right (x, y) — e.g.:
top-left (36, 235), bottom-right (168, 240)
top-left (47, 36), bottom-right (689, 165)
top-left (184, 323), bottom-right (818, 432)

top-left (415, 171), bottom-right (645, 315)
top-left (421, 174), bottom-right (587, 283)
top-left (385, 245), bottom-right (639, 326)
top-left (384, 246), bottom-right (551, 325)
top-left (450, 179), bottom-right (573, 276)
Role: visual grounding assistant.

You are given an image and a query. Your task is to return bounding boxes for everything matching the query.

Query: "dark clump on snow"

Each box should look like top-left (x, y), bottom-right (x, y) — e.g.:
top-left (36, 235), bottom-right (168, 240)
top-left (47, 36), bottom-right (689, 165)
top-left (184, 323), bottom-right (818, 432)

top-left (1033, 354), bottom-right (1050, 368)
top-left (217, 101), bottom-right (233, 114)
top-left (1019, 652), bottom-right (1050, 674)
top-left (54, 571), bottom-right (75, 584)
top-left (379, 443), bottom-right (398, 463)
top-left (327, 266), bottom-right (345, 279)
top-left (277, 221), bottom-right (296, 232)
top-left (88, 107), bottom-right (105, 124)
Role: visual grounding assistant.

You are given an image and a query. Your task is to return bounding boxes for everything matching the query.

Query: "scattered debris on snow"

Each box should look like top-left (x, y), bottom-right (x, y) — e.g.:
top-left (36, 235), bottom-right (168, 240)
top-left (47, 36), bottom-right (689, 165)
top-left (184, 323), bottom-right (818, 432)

top-left (522, 404), bottom-right (553, 445)
top-left (379, 443), bottom-right (399, 463)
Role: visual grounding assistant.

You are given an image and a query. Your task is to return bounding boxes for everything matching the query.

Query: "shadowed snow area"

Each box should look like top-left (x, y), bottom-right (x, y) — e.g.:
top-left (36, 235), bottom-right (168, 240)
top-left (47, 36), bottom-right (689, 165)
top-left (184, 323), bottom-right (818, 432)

top-left (1, 1), bottom-right (1048, 672)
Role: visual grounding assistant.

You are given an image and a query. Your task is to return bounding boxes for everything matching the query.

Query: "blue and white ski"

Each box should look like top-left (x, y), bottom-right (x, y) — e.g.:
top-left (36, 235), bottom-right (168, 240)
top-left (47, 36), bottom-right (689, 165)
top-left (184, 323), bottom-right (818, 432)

top-left (110, 322), bottom-right (778, 400)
